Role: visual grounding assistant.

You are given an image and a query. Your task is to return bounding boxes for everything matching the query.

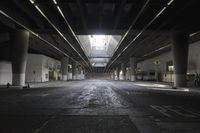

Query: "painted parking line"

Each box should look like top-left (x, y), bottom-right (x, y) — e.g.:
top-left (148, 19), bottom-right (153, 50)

top-left (150, 105), bottom-right (172, 117)
top-left (23, 93), bottom-right (50, 97)
top-left (150, 105), bottom-right (200, 118)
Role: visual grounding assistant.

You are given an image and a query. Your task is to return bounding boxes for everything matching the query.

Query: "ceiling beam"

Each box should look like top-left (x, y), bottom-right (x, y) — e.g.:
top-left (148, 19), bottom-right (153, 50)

top-left (76, 0), bottom-right (88, 32)
top-left (13, 0), bottom-right (45, 29)
top-left (105, 0), bottom-right (150, 72)
top-left (113, 0), bottom-right (127, 29)
top-left (98, 0), bottom-right (103, 29)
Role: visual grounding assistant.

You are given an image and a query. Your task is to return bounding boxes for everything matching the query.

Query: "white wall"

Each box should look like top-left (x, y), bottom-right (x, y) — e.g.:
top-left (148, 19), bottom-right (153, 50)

top-left (0, 61), bottom-right (12, 85)
top-left (138, 52), bottom-right (172, 74)
top-left (188, 41), bottom-right (200, 73)
top-left (41, 55), bottom-right (61, 82)
top-left (0, 54), bottom-right (71, 85)
top-left (75, 70), bottom-right (85, 80)
top-left (26, 54), bottom-right (43, 82)
top-left (26, 54), bottom-right (61, 82)
top-left (137, 41), bottom-right (200, 81)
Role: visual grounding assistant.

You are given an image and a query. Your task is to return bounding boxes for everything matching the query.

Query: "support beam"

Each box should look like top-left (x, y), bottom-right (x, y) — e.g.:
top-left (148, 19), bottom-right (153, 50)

top-left (61, 57), bottom-right (69, 81)
top-left (130, 57), bottom-right (137, 81)
top-left (13, 0), bottom-right (45, 29)
top-left (98, 0), bottom-right (103, 29)
top-left (76, 0), bottom-right (88, 32)
top-left (11, 30), bottom-right (29, 87)
top-left (172, 31), bottom-right (189, 87)
top-left (113, 0), bottom-right (127, 29)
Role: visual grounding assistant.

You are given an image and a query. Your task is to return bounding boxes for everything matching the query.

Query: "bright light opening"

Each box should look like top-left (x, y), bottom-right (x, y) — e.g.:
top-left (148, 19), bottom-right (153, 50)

top-left (89, 35), bottom-right (106, 47)
top-left (77, 35), bottom-right (122, 67)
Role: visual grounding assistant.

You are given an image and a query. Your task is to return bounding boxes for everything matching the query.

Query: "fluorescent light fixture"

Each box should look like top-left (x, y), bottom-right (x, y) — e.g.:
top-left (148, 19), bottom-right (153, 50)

top-left (29, 1), bottom-right (91, 69)
top-left (190, 31), bottom-right (200, 37)
top-left (106, 0), bottom-right (174, 71)
top-left (0, 10), bottom-right (86, 67)
top-left (53, 0), bottom-right (57, 5)
top-left (29, 0), bottom-right (35, 4)
top-left (142, 44), bottom-right (170, 57)
top-left (57, 6), bottom-right (65, 18)
top-left (167, 0), bottom-right (174, 5)
top-left (0, 10), bottom-right (38, 37)
top-left (50, 0), bottom-right (91, 69)
top-left (35, 5), bottom-right (46, 17)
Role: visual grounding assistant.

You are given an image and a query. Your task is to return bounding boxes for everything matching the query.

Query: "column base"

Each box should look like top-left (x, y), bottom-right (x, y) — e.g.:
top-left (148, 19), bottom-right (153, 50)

top-left (62, 75), bottom-right (67, 81)
top-left (73, 76), bottom-right (77, 80)
top-left (131, 75), bottom-right (136, 81)
top-left (174, 74), bottom-right (187, 87)
top-left (12, 73), bottom-right (25, 86)
top-left (120, 75), bottom-right (125, 80)
top-left (115, 76), bottom-right (119, 80)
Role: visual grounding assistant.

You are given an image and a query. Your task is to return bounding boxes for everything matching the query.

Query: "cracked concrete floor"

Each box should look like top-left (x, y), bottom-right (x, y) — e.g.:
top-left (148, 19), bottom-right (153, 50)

top-left (1, 80), bottom-right (200, 133)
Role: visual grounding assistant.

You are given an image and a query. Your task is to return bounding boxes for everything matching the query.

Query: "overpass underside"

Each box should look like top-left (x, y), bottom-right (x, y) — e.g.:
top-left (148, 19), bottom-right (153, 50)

top-left (1, 0), bottom-right (200, 132)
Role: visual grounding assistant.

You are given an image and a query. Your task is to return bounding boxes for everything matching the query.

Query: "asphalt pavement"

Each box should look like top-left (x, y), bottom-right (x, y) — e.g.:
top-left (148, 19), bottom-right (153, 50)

top-left (0, 80), bottom-right (200, 133)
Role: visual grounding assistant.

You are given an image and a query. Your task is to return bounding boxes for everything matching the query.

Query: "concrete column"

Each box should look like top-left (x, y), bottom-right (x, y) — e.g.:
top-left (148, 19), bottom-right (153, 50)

top-left (72, 61), bottom-right (77, 80)
top-left (130, 57), bottom-right (137, 81)
top-left (11, 30), bottom-right (29, 86)
top-left (121, 63), bottom-right (126, 80)
top-left (126, 68), bottom-right (130, 80)
top-left (110, 70), bottom-right (115, 80)
top-left (112, 70), bottom-right (115, 80)
top-left (172, 32), bottom-right (189, 87)
top-left (61, 57), bottom-right (69, 81)
top-left (80, 67), bottom-right (84, 80)
top-left (115, 67), bottom-right (119, 80)
top-left (82, 68), bottom-right (85, 79)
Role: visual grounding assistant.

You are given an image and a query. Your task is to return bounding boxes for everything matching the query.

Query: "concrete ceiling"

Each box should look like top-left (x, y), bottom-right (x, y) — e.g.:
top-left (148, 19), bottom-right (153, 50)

top-left (0, 0), bottom-right (200, 72)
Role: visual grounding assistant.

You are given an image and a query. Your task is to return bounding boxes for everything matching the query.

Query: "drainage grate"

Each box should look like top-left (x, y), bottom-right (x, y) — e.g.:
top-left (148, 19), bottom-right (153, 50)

top-left (40, 115), bottom-right (139, 133)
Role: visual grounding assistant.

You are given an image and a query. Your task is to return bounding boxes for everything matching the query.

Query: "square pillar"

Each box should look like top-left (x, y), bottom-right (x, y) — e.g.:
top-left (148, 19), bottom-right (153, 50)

top-left (61, 57), bottom-right (69, 81)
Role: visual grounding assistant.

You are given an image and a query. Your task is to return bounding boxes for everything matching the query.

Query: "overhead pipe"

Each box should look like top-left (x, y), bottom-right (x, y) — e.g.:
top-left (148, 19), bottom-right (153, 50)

top-left (0, 10), bottom-right (84, 67)
top-left (29, 0), bottom-right (92, 71)
top-left (104, 0), bottom-right (150, 72)
top-left (106, 0), bottom-right (174, 72)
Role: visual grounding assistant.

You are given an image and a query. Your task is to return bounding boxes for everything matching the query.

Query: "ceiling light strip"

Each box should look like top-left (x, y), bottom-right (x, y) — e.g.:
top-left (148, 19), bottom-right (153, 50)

top-left (190, 31), bottom-right (200, 37)
top-left (105, 0), bottom-right (150, 72)
top-left (0, 10), bottom-right (82, 66)
top-left (51, 0), bottom-right (92, 69)
top-left (107, 0), bottom-right (174, 71)
top-left (142, 44), bottom-right (171, 57)
top-left (29, 0), bottom-right (91, 69)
